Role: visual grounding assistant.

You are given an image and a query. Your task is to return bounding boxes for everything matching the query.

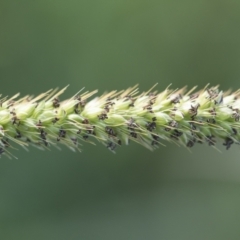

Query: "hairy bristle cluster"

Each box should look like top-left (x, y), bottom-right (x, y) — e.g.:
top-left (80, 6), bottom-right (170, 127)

top-left (0, 85), bottom-right (239, 158)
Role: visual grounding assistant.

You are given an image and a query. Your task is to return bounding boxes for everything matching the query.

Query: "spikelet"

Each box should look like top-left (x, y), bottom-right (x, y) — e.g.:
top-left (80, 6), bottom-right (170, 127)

top-left (0, 85), bottom-right (239, 158)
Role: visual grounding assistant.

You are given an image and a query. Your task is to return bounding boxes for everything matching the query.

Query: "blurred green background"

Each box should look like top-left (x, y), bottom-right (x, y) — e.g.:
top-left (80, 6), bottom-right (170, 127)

top-left (1, 0), bottom-right (240, 239)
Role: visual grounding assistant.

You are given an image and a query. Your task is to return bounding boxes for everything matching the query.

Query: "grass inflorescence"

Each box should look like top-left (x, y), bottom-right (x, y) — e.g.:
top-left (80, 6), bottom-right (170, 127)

top-left (0, 84), bottom-right (240, 158)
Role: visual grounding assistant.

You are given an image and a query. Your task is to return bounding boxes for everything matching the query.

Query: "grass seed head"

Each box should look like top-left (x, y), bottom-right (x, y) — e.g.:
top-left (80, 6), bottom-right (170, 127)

top-left (0, 85), bottom-right (239, 158)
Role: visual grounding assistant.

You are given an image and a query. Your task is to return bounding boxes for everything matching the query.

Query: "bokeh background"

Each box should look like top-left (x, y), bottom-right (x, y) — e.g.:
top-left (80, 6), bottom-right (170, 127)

top-left (1, 0), bottom-right (240, 239)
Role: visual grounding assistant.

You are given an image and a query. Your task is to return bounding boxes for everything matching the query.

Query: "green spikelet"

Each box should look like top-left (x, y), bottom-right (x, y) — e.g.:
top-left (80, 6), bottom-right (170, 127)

top-left (0, 85), bottom-right (239, 157)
